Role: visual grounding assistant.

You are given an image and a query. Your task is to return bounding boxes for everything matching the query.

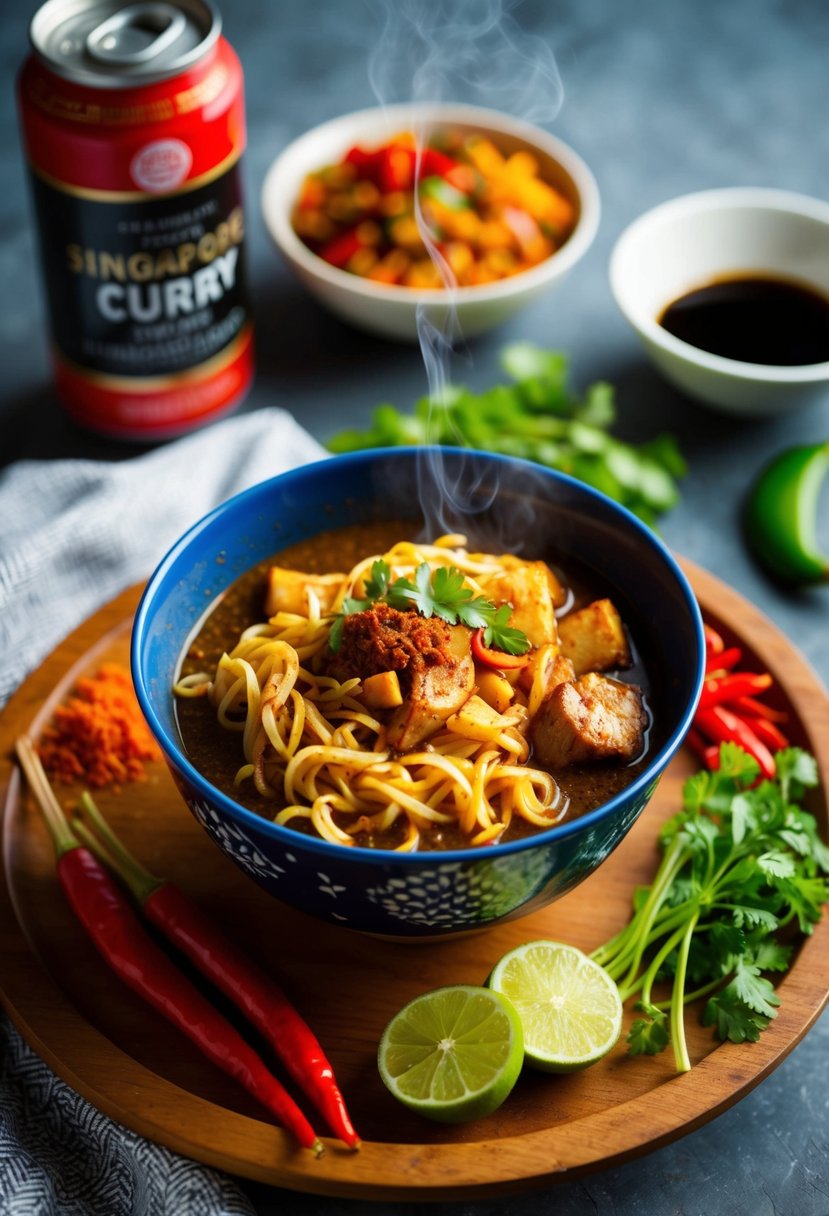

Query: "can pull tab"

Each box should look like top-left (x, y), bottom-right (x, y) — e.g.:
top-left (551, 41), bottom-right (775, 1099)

top-left (86, 3), bottom-right (186, 66)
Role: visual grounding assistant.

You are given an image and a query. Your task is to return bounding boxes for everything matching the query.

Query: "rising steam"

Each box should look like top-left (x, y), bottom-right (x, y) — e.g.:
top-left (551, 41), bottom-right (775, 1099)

top-left (366, 0), bottom-right (564, 540)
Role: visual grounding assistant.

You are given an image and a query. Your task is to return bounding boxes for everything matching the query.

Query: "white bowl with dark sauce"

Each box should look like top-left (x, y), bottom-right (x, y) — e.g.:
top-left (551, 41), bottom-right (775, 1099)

top-left (609, 188), bottom-right (829, 416)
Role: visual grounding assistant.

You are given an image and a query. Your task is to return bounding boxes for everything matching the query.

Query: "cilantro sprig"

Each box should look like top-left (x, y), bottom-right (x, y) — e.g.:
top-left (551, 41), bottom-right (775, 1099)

top-left (328, 558), bottom-right (530, 655)
top-left (591, 742), bottom-right (828, 1072)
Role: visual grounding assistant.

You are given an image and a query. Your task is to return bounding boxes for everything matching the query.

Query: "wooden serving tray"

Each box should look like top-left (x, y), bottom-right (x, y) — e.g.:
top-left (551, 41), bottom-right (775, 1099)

top-left (0, 561), bottom-right (827, 1201)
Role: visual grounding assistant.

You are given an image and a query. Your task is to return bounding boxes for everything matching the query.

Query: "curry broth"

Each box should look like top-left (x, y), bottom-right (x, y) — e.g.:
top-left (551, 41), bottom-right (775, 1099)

top-left (175, 521), bottom-right (655, 850)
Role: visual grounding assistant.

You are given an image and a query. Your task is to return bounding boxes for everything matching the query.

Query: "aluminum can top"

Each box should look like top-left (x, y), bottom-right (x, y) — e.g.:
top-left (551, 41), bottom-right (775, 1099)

top-left (29, 0), bottom-right (221, 89)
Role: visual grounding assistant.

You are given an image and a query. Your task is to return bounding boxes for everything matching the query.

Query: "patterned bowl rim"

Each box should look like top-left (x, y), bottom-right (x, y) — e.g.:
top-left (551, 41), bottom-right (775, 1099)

top-left (132, 447), bottom-right (706, 866)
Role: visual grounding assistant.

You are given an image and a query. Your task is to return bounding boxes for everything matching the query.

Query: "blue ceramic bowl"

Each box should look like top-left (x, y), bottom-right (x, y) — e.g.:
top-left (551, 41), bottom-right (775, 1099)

top-left (132, 448), bottom-right (704, 938)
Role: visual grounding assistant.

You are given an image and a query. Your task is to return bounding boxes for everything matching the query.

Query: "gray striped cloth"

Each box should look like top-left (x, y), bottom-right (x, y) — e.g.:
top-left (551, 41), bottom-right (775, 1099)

top-left (0, 408), bottom-right (326, 1216)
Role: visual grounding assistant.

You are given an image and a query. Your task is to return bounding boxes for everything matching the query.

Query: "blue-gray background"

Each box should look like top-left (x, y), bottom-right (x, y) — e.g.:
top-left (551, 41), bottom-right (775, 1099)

top-left (1, 0), bottom-right (827, 1213)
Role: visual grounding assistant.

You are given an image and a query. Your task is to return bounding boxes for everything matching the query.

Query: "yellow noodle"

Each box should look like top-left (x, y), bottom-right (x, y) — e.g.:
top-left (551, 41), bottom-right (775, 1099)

top-left (177, 536), bottom-right (570, 849)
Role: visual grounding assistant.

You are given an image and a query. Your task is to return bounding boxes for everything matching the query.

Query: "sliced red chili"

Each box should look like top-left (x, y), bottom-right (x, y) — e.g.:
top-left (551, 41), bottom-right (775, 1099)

top-left (704, 624), bottom-right (725, 658)
top-left (705, 645), bottom-right (743, 675)
top-left (732, 694), bottom-right (789, 724)
top-left (736, 714), bottom-right (789, 752)
top-left (471, 629), bottom-right (530, 670)
top-left (693, 705), bottom-right (776, 780)
top-left (698, 671), bottom-right (773, 710)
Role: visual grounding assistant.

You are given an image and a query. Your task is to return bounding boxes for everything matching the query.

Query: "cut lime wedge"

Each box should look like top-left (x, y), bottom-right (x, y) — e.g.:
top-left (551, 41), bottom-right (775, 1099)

top-left (488, 940), bottom-right (622, 1072)
top-left (377, 984), bottom-right (524, 1123)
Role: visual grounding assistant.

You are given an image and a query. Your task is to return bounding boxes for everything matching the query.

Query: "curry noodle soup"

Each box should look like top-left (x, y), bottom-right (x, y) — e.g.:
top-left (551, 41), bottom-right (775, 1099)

top-left (175, 522), bottom-right (657, 852)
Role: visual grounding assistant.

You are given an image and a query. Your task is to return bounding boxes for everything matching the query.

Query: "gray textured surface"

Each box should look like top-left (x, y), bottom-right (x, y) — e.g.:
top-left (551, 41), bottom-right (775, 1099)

top-left (1, 0), bottom-right (827, 1213)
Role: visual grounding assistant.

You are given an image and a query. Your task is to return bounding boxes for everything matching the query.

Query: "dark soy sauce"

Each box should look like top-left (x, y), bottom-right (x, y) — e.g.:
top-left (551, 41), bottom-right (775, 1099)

top-left (658, 274), bottom-right (829, 366)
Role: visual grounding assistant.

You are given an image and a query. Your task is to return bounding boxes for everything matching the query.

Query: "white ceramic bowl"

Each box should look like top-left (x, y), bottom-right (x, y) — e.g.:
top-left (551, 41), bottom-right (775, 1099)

top-left (261, 103), bottom-right (600, 342)
top-left (609, 188), bottom-right (829, 416)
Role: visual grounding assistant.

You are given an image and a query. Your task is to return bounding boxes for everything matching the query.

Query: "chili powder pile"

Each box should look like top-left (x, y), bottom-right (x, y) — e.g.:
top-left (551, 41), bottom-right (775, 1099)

top-left (38, 662), bottom-right (161, 788)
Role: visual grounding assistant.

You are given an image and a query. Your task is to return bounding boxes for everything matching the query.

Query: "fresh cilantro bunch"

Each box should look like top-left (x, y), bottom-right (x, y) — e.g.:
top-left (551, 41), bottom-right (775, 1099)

top-left (591, 743), bottom-right (828, 1072)
top-left (328, 558), bottom-right (530, 654)
top-left (327, 343), bottom-right (686, 526)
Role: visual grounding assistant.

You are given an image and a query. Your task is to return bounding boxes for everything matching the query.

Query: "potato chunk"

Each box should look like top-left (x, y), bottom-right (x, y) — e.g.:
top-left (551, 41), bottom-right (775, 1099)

top-left (557, 599), bottom-right (631, 676)
top-left (265, 566), bottom-right (343, 617)
top-left (361, 670), bottom-right (403, 709)
top-left (480, 560), bottom-right (561, 648)
top-left (530, 672), bottom-right (647, 768)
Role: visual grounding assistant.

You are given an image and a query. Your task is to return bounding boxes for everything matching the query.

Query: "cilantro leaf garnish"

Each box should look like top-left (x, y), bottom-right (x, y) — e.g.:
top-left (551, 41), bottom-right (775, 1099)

top-left (327, 560), bottom-right (531, 655)
top-left (483, 604), bottom-right (532, 655)
top-left (591, 743), bottom-right (829, 1074)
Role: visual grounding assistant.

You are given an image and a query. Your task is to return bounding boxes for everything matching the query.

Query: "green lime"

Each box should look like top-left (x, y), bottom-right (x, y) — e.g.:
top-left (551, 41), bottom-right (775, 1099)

top-left (377, 984), bottom-right (524, 1124)
top-left (488, 940), bottom-right (622, 1072)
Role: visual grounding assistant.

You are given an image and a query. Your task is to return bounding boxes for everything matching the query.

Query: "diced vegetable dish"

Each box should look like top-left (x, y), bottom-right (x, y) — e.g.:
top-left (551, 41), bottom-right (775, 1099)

top-left (291, 129), bottom-right (576, 288)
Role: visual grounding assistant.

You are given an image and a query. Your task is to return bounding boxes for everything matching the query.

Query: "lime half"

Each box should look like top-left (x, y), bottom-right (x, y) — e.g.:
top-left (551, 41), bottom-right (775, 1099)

top-left (377, 984), bottom-right (524, 1124)
top-left (488, 940), bottom-right (622, 1073)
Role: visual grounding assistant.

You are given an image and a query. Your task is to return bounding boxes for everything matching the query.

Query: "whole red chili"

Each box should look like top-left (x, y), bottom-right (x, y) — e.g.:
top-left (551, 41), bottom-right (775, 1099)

top-left (76, 792), bottom-right (360, 1150)
top-left (15, 738), bottom-right (323, 1157)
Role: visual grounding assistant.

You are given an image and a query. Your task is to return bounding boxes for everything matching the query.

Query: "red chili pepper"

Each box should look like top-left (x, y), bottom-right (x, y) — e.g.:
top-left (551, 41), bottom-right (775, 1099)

top-left (76, 793), bottom-right (360, 1150)
top-left (736, 714), bottom-right (790, 752)
top-left (685, 726), bottom-right (710, 764)
top-left (698, 671), bottom-right (773, 710)
top-left (318, 228), bottom-right (365, 269)
top-left (704, 624), bottom-right (725, 658)
top-left (705, 645), bottom-right (742, 675)
top-left (693, 706), bottom-right (776, 779)
top-left (731, 694), bottom-right (789, 724)
top-left (15, 738), bottom-right (323, 1157)
top-left (471, 628), bottom-right (531, 670)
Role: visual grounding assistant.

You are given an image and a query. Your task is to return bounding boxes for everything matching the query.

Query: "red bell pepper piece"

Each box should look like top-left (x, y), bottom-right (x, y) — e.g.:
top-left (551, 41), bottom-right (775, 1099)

top-left (343, 144), bottom-right (383, 176)
top-left (318, 228), bottom-right (365, 269)
top-left (419, 148), bottom-right (459, 178)
top-left (693, 705), bottom-right (776, 779)
top-left (379, 145), bottom-right (415, 192)
top-left (471, 629), bottom-right (530, 670)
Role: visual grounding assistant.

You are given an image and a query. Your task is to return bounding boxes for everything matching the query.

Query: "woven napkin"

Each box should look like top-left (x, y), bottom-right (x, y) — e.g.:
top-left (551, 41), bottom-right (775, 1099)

top-left (0, 408), bottom-right (327, 1216)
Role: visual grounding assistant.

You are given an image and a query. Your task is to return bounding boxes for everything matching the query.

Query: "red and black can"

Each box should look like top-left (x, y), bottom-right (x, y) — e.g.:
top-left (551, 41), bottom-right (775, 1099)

top-left (17, 0), bottom-right (253, 440)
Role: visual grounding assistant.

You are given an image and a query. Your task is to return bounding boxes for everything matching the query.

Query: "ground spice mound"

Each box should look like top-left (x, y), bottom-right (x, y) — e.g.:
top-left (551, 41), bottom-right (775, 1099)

top-left (38, 661), bottom-right (161, 788)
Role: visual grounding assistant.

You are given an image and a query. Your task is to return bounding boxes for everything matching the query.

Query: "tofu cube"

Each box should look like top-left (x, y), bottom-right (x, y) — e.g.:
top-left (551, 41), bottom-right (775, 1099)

top-left (557, 599), bottom-right (631, 675)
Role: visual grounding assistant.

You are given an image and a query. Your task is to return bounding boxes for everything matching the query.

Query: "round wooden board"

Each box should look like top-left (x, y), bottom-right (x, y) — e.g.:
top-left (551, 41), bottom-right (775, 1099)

top-left (0, 560), bottom-right (827, 1201)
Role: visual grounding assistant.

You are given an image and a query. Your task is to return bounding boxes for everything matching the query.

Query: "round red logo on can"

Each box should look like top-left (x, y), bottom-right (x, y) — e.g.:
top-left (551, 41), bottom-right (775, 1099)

top-left (130, 139), bottom-right (193, 192)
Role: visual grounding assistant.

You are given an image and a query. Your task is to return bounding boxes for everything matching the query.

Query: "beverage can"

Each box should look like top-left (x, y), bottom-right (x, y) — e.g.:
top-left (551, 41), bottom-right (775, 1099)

top-left (18, 0), bottom-right (254, 439)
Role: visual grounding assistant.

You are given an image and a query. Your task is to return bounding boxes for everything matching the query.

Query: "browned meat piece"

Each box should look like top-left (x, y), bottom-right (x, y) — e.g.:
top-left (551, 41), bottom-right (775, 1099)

top-left (386, 623), bottom-right (474, 750)
top-left (530, 672), bottom-right (647, 768)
